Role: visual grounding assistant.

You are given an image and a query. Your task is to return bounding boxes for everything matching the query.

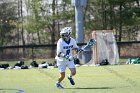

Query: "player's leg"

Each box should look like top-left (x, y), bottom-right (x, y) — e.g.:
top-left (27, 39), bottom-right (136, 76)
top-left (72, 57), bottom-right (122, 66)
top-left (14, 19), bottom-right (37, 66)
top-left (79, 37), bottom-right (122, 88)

top-left (67, 61), bottom-right (76, 85)
top-left (69, 68), bottom-right (76, 77)
top-left (55, 72), bottom-right (65, 89)
top-left (58, 72), bottom-right (65, 83)
top-left (55, 62), bottom-right (66, 89)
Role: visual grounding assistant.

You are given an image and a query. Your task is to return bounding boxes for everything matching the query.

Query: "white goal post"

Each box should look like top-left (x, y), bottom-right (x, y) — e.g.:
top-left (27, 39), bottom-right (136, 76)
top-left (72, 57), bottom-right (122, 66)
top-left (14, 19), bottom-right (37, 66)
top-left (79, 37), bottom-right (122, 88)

top-left (92, 30), bottom-right (119, 65)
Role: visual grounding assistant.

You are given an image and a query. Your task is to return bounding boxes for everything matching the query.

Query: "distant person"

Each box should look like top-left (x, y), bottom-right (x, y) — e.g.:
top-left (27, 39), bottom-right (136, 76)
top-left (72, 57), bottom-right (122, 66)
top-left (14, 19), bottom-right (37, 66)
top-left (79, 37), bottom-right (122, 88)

top-left (55, 27), bottom-right (83, 89)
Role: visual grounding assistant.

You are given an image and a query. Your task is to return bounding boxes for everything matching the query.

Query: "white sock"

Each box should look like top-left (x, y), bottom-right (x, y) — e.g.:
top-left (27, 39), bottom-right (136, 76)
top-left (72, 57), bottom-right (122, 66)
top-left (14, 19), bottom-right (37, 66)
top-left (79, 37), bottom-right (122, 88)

top-left (69, 74), bottom-right (72, 78)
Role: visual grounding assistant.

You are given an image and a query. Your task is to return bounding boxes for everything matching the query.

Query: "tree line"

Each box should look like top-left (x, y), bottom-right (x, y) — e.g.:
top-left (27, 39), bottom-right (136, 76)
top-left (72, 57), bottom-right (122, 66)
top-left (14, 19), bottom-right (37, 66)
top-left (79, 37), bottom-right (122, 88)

top-left (0, 0), bottom-right (139, 57)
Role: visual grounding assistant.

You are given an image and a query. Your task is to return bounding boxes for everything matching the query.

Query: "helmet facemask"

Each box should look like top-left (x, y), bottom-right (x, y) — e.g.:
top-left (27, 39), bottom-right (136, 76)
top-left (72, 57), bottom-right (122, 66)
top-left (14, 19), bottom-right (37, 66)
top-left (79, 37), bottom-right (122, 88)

top-left (61, 32), bottom-right (70, 39)
top-left (60, 27), bottom-right (72, 39)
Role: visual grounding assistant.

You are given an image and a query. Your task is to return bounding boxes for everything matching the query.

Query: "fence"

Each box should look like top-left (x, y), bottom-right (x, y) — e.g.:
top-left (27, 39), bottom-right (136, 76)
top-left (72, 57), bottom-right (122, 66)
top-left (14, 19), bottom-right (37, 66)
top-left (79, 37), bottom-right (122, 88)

top-left (0, 44), bottom-right (56, 61)
top-left (0, 41), bottom-right (140, 61)
top-left (118, 41), bottom-right (140, 58)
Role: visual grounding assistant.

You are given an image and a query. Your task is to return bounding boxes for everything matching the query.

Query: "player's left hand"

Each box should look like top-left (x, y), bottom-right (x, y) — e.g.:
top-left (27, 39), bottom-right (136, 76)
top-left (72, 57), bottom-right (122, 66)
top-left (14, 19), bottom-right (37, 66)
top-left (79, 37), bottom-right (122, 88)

top-left (68, 56), bottom-right (74, 61)
top-left (65, 55), bottom-right (74, 61)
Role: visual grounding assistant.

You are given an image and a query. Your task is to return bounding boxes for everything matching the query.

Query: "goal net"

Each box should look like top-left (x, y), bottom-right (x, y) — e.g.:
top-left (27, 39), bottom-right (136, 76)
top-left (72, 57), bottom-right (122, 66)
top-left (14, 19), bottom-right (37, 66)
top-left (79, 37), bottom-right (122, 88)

top-left (91, 30), bottom-right (119, 65)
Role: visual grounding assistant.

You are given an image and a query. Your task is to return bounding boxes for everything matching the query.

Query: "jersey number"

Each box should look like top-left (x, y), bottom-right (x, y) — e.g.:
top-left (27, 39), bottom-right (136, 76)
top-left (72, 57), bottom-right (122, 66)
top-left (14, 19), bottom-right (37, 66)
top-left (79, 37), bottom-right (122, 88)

top-left (66, 49), bottom-right (70, 56)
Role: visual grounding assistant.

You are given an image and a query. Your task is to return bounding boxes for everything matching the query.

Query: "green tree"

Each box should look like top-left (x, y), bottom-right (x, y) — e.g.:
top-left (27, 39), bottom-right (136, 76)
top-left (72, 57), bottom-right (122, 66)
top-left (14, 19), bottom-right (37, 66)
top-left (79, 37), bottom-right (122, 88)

top-left (84, 0), bottom-right (140, 41)
top-left (0, 1), bottom-right (18, 45)
top-left (25, 0), bottom-right (42, 44)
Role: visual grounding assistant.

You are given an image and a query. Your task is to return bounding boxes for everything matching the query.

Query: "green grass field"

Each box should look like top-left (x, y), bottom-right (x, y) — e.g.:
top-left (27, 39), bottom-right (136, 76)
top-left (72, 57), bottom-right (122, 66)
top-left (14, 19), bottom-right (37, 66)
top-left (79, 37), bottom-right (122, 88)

top-left (0, 64), bottom-right (140, 93)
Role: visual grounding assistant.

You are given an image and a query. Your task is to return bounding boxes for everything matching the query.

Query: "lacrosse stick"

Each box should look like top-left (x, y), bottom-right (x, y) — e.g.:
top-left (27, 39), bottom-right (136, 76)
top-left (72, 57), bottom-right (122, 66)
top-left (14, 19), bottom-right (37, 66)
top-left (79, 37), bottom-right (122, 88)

top-left (73, 38), bottom-right (96, 58)
top-left (82, 38), bottom-right (96, 51)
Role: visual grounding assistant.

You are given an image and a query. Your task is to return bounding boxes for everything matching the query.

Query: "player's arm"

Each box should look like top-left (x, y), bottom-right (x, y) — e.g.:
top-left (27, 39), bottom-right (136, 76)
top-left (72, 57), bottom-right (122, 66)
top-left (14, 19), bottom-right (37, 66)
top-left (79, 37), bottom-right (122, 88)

top-left (72, 39), bottom-right (83, 53)
top-left (58, 52), bottom-right (65, 58)
top-left (56, 40), bottom-right (65, 58)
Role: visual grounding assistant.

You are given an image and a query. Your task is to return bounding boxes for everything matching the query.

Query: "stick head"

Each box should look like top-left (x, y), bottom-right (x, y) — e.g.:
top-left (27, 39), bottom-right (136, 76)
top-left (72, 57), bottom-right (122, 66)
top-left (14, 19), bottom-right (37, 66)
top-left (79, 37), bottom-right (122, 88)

top-left (82, 38), bottom-right (96, 50)
top-left (89, 38), bottom-right (96, 43)
top-left (87, 38), bottom-right (96, 46)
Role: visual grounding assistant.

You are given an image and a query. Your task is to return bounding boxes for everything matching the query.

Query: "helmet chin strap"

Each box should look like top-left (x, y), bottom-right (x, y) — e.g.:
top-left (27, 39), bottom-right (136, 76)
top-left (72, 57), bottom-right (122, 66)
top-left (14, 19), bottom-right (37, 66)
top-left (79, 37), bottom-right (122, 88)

top-left (62, 33), bottom-right (70, 39)
top-left (63, 36), bottom-right (70, 41)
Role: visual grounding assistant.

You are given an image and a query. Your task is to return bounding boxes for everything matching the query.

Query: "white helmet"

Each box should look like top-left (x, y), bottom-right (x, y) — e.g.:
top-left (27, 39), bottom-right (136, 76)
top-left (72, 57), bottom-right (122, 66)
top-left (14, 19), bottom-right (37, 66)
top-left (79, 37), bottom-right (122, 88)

top-left (60, 27), bottom-right (72, 38)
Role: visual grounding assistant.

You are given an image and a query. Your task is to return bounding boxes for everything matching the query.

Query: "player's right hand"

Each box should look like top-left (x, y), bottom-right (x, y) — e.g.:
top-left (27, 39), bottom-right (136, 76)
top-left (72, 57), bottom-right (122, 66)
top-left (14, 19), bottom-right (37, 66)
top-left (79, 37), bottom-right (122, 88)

top-left (79, 48), bottom-right (84, 52)
top-left (75, 48), bottom-right (83, 53)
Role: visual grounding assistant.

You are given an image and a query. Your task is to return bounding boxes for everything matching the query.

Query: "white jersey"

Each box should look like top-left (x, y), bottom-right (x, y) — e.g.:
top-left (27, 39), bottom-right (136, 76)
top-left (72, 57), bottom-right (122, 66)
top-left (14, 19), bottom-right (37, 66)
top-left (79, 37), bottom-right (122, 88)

top-left (55, 37), bottom-right (78, 61)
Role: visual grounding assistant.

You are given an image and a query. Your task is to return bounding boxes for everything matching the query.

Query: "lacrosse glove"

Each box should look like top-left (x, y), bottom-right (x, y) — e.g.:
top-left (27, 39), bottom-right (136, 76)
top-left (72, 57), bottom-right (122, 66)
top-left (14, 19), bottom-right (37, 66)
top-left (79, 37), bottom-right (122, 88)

top-left (65, 55), bottom-right (74, 61)
top-left (75, 48), bottom-right (83, 53)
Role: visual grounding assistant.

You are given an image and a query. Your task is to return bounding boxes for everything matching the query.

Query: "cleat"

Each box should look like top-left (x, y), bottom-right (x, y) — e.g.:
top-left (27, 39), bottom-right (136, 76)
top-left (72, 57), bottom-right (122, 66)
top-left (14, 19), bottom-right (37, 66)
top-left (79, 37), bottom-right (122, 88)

top-left (55, 83), bottom-right (64, 89)
top-left (68, 76), bottom-right (75, 85)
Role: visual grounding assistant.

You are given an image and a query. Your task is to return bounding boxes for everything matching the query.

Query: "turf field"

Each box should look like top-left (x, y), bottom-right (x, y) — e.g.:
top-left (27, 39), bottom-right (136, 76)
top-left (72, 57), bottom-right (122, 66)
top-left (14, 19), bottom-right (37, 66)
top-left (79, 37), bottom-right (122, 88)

top-left (0, 64), bottom-right (140, 93)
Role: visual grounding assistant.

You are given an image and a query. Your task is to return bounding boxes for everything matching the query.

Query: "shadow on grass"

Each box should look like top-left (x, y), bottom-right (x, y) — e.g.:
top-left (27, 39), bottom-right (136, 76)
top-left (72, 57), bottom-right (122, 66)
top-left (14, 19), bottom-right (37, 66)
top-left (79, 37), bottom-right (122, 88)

top-left (64, 87), bottom-right (113, 90)
top-left (0, 88), bottom-right (24, 93)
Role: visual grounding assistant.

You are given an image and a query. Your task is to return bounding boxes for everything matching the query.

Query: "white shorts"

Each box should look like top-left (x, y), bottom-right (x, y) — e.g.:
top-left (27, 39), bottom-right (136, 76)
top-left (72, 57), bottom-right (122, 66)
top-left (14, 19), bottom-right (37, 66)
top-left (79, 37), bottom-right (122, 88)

top-left (56, 60), bottom-right (75, 72)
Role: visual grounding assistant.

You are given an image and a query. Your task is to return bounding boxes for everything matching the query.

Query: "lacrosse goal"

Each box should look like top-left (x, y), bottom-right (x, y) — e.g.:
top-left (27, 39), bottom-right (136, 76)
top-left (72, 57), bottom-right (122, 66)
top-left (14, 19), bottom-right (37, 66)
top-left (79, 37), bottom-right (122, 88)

top-left (91, 30), bottom-right (119, 65)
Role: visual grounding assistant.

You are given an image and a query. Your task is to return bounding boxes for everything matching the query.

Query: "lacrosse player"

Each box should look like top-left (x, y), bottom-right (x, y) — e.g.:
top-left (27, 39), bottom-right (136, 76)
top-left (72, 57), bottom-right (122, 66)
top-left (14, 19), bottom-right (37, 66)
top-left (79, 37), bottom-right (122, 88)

top-left (55, 27), bottom-right (82, 89)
